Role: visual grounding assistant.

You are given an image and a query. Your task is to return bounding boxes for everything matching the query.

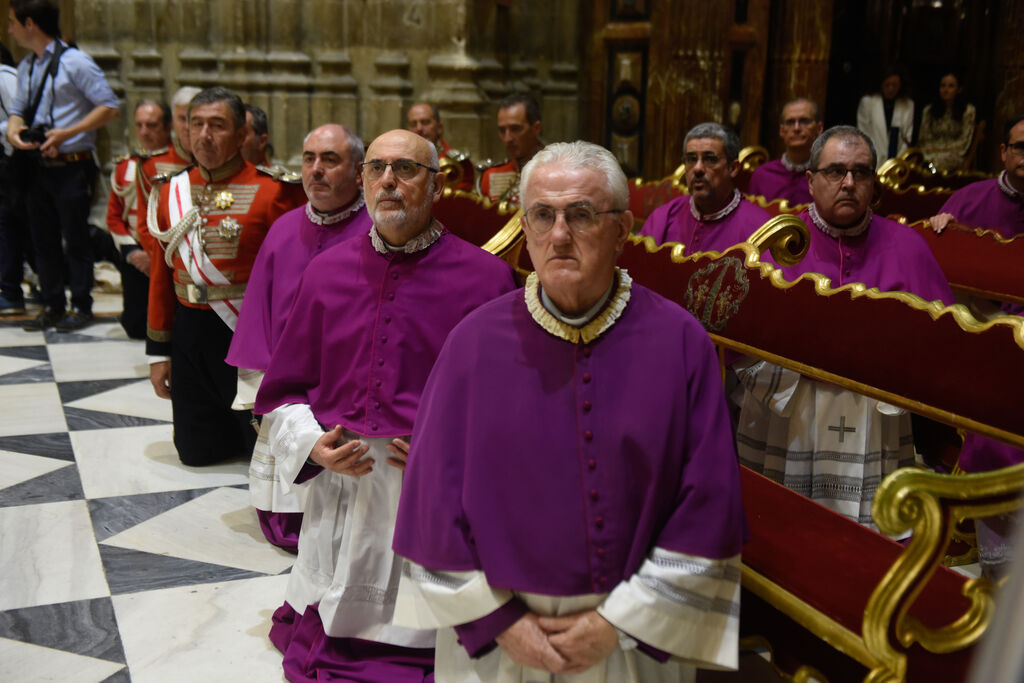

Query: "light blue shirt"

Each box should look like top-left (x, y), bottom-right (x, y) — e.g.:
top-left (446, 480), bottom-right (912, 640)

top-left (11, 39), bottom-right (118, 153)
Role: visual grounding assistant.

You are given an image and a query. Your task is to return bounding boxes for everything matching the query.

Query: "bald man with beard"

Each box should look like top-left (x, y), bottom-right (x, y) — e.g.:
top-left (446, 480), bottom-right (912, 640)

top-left (254, 129), bottom-right (517, 682)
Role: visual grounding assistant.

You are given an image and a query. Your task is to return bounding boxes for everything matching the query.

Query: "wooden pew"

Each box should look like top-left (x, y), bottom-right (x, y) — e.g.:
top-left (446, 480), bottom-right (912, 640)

top-left (736, 145), bottom-right (769, 195)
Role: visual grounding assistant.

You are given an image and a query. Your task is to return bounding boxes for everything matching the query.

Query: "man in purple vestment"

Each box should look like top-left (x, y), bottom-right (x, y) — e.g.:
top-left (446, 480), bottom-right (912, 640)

top-left (392, 141), bottom-right (745, 682)
top-left (748, 98), bottom-right (822, 206)
top-left (639, 122), bottom-right (770, 255)
top-left (253, 129), bottom-right (517, 683)
top-left (737, 126), bottom-right (954, 528)
top-left (225, 123), bottom-right (370, 554)
top-left (931, 114), bottom-right (1024, 239)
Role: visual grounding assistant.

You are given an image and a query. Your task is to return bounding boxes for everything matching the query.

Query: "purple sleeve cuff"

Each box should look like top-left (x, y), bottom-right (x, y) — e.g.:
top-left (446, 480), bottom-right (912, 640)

top-left (295, 461), bottom-right (323, 484)
top-left (452, 597), bottom-right (529, 658)
top-left (636, 639), bottom-right (671, 662)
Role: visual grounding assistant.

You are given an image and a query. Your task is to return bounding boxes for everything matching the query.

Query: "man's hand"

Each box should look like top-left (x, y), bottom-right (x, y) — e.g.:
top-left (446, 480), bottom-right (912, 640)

top-left (309, 425), bottom-right (372, 476)
top-left (385, 438), bottom-right (409, 472)
top-left (40, 128), bottom-right (74, 157)
top-left (126, 248), bottom-right (150, 275)
top-left (930, 212), bottom-right (955, 234)
top-left (149, 360), bottom-right (171, 399)
top-left (538, 610), bottom-right (619, 674)
top-left (496, 613), bottom-right (570, 673)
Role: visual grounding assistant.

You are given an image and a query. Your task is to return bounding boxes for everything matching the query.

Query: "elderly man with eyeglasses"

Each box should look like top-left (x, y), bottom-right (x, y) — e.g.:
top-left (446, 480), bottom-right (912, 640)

top-left (639, 122), bottom-right (770, 255)
top-left (253, 128), bottom-right (516, 682)
top-left (392, 141), bottom-right (745, 682)
top-left (734, 125), bottom-right (953, 530)
top-left (930, 114), bottom-right (1024, 239)
top-left (748, 97), bottom-right (823, 205)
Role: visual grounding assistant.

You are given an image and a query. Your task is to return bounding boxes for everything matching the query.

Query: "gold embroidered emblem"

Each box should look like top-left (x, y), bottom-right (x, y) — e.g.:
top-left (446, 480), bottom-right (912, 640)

top-left (217, 217), bottom-right (243, 240)
top-left (214, 191), bottom-right (235, 209)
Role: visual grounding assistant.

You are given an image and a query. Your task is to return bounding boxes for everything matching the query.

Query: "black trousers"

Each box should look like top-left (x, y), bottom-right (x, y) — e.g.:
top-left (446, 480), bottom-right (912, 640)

top-left (0, 154), bottom-right (35, 302)
top-left (26, 157), bottom-right (97, 313)
top-left (118, 246), bottom-right (149, 339)
top-left (170, 303), bottom-right (256, 466)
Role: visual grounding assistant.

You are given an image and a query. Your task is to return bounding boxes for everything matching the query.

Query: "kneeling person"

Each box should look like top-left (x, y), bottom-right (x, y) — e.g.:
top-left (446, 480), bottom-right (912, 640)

top-left (393, 141), bottom-right (745, 681)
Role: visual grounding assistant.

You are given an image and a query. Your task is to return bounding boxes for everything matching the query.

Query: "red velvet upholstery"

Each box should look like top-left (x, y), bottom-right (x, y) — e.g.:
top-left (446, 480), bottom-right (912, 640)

top-left (741, 467), bottom-right (975, 682)
top-left (908, 220), bottom-right (1024, 304)
top-left (617, 241), bottom-right (1023, 440)
top-left (627, 178), bottom-right (685, 222)
top-left (875, 184), bottom-right (953, 224)
top-left (433, 193), bottom-right (513, 247)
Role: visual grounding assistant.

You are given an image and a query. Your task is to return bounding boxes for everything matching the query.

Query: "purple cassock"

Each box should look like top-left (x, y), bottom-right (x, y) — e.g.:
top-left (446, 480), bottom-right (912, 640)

top-left (778, 209), bottom-right (955, 304)
top-left (939, 173), bottom-right (1024, 239)
top-left (959, 434), bottom-right (1024, 473)
top-left (254, 228), bottom-right (516, 433)
top-left (226, 202), bottom-right (371, 554)
top-left (748, 159), bottom-right (813, 206)
top-left (638, 191), bottom-right (771, 254)
top-left (227, 202), bottom-right (372, 371)
top-left (254, 226), bottom-right (516, 682)
top-left (392, 274), bottom-right (746, 673)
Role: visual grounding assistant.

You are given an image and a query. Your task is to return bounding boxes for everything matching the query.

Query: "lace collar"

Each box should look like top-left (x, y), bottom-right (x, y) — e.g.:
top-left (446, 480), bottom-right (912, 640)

top-left (998, 171), bottom-right (1021, 201)
top-left (690, 189), bottom-right (742, 222)
top-left (369, 220), bottom-right (443, 255)
top-left (524, 268), bottom-right (632, 344)
top-left (808, 202), bottom-right (872, 239)
top-left (780, 153), bottom-right (811, 173)
top-left (306, 195), bottom-right (365, 226)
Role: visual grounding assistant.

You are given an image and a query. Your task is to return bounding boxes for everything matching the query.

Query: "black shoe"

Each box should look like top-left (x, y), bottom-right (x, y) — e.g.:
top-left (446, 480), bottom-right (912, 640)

top-left (0, 293), bottom-right (26, 315)
top-left (22, 308), bottom-right (64, 331)
top-left (56, 309), bottom-right (95, 332)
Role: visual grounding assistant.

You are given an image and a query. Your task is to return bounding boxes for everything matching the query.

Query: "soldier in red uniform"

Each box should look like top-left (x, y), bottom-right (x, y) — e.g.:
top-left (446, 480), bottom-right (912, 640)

top-left (106, 99), bottom-right (172, 338)
top-left (406, 101), bottom-right (475, 192)
top-left (479, 93), bottom-right (544, 206)
top-left (146, 87), bottom-right (305, 467)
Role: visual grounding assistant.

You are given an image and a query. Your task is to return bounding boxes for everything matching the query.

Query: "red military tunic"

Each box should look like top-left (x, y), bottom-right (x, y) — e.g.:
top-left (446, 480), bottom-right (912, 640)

top-left (479, 159), bottom-right (521, 205)
top-left (107, 149), bottom-right (164, 249)
top-left (137, 138), bottom-right (193, 257)
top-left (146, 154), bottom-right (306, 354)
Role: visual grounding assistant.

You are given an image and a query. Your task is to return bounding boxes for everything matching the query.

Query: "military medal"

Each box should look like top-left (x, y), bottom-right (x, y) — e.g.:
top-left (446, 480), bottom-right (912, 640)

top-left (218, 217), bottom-right (243, 240)
top-left (214, 191), bottom-right (235, 209)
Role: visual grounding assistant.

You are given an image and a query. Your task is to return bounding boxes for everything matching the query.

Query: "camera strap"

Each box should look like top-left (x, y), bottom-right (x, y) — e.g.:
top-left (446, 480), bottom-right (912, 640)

top-left (23, 40), bottom-right (66, 128)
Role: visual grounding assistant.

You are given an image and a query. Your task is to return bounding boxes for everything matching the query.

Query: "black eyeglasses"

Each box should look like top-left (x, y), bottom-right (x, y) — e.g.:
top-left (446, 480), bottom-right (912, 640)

top-left (684, 152), bottom-right (724, 166)
top-left (782, 117), bottom-right (817, 128)
top-left (523, 203), bottom-right (623, 234)
top-left (1006, 142), bottom-right (1024, 155)
top-left (360, 160), bottom-right (439, 180)
top-left (812, 164), bottom-right (875, 184)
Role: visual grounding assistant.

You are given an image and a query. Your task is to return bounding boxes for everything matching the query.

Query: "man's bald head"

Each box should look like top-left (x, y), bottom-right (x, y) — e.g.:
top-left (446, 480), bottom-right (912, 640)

top-left (362, 130), bottom-right (445, 245)
top-left (301, 123), bottom-right (364, 213)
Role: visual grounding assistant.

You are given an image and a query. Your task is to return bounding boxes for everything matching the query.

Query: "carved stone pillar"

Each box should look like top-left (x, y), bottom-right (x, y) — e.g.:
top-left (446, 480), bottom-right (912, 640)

top-left (764, 0), bottom-right (833, 157)
top-left (176, 0), bottom-right (217, 90)
top-left (423, 53), bottom-right (486, 156)
top-left (367, 53), bottom-right (413, 138)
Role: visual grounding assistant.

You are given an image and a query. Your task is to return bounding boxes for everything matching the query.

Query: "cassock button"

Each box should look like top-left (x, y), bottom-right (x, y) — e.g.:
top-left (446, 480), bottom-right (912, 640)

top-left (582, 373), bottom-right (592, 384)
top-left (388, 293), bottom-right (395, 301)
top-left (844, 270), bottom-right (851, 276)
top-left (599, 576), bottom-right (608, 585)
top-left (595, 516), bottom-right (604, 529)
top-left (587, 459), bottom-right (596, 470)
top-left (375, 379), bottom-right (382, 388)
top-left (589, 489), bottom-right (598, 501)
top-left (381, 336), bottom-right (387, 344)
top-left (374, 401), bottom-right (381, 409)
top-left (378, 359), bottom-right (385, 366)
top-left (582, 400), bottom-right (592, 413)
top-left (584, 430), bottom-right (593, 441)
top-left (371, 423), bottom-right (378, 431)
top-left (582, 347), bottom-right (591, 358)
top-left (392, 273), bottom-right (399, 280)
top-left (384, 316), bottom-right (392, 324)
top-left (597, 547), bottom-right (606, 557)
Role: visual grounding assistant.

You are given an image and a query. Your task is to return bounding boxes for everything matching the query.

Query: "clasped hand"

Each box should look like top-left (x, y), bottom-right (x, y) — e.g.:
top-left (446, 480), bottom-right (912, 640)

top-left (308, 427), bottom-right (410, 476)
top-left (495, 609), bottom-right (619, 675)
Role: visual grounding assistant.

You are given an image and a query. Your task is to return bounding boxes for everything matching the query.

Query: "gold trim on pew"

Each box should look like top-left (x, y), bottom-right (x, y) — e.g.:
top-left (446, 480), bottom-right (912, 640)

top-left (480, 210), bottom-right (523, 260)
top-left (862, 464), bottom-right (1024, 679)
top-left (739, 145), bottom-right (770, 172)
top-left (745, 214), bottom-right (810, 266)
top-left (440, 186), bottom-right (521, 215)
top-left (746, 194), bottom-right (809, 215)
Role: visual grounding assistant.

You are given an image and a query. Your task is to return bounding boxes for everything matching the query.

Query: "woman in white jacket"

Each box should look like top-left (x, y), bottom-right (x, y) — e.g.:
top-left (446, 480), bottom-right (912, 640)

top-left (857, 67), bottom-right (914, 168)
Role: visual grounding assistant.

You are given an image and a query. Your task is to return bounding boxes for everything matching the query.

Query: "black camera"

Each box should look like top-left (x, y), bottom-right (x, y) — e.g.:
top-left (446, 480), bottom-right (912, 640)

top-left (19, 125), bottom-right (50, 144)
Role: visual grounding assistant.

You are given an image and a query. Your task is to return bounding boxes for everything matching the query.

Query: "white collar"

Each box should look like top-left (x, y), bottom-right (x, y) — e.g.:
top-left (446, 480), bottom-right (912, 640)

top-left (305, 195), bottom-right (364, 226)
top-left (524, 269), bottom-right (633, 344)
top-left (690, 189), bottom-right (742, 222)
top-left (998, 171), bottom-right (1021, 201)
top-left (808, 202), bottom-right (872, 239)
top-left (780, 153), bottom-right (811, 173)
top-left (369, 220), bottom-right (443, 255)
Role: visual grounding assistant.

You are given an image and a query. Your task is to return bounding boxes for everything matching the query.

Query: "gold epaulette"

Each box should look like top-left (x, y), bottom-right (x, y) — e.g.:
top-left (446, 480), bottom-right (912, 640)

top-left (132, 145), bottom-right (168, 162)
top-left (149, 162), bottom-right (195, 186)
top-left (114, 153), bottom-right (130, 164)
top-left (257, 164), bottom-right (302, 183)
top-left (445, 147), bottom-right (471, 163)
top-left (476, 158), bottom-right (508, 172)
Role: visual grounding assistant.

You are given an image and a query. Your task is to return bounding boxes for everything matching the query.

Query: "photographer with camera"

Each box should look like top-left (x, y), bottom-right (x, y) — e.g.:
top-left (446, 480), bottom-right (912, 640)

top-left (6, 0), bottom-right (118, 332)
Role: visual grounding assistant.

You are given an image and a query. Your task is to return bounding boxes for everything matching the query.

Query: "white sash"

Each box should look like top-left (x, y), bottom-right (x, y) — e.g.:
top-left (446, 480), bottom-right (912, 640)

top-left (168, 173), bottom-right (242, 330)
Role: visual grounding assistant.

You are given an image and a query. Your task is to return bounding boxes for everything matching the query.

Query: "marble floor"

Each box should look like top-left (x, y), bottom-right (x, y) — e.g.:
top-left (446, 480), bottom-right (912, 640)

top-left (0, 288), bottom-right (293, 683)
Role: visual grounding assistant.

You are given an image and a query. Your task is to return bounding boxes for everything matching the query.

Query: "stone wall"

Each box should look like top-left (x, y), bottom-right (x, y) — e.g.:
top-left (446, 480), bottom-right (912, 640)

top-left (2, 0), bottom-right (581, 169)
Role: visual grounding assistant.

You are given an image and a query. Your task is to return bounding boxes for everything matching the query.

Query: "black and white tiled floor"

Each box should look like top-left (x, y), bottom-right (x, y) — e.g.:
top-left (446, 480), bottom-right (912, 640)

top-left (0, 288), bottom-right (293, 682)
